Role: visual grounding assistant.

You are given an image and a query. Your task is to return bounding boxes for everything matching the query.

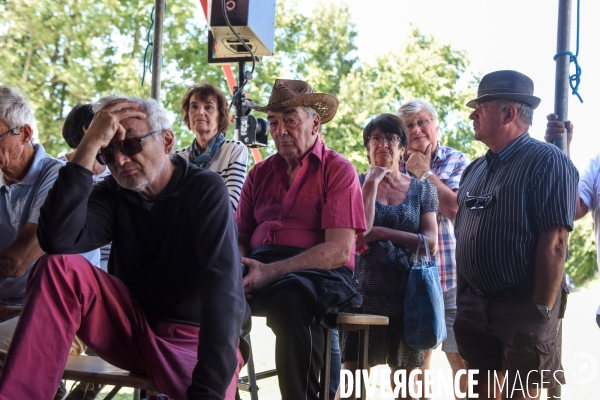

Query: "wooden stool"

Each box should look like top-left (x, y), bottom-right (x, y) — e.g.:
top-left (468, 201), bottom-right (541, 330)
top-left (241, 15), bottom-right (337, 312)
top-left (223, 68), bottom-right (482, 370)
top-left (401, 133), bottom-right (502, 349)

top-left (334, 313), bottom-right (389, 400)
top-left (238, 312), bottom-right (389, 400)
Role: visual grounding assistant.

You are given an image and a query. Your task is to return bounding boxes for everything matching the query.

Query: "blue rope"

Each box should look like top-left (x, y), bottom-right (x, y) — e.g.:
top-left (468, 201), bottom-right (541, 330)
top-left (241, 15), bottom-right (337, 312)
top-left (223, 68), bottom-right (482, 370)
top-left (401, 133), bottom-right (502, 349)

top-left (141, 2), bottom-right (166, 87)
top-left (553, 0), bottom-right (583, 103)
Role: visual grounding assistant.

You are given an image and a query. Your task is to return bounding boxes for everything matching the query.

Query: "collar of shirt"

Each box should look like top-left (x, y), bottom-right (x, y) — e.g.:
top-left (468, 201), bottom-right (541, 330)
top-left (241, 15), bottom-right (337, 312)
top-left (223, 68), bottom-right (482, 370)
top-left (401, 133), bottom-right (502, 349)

top-left (432, 141), bottom-right (444, 164)
top-left (271, 138), bottom-right (324, 186)
top-left (0, 143), bottom-right (47, 190)
top-left (485, 133), bottom-right (531, 167)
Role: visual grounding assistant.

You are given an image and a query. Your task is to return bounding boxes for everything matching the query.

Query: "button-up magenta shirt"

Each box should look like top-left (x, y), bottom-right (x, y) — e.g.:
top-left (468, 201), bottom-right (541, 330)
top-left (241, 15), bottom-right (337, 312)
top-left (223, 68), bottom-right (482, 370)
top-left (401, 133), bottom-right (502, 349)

top-left (236, 139), bottom-right (366, 269)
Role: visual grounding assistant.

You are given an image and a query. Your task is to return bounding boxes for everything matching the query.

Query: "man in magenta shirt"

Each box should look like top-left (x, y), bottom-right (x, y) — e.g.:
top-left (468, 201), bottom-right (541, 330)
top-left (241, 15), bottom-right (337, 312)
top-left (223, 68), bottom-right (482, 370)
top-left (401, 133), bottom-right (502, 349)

top-left (236, 79), bottom-right (366, 398)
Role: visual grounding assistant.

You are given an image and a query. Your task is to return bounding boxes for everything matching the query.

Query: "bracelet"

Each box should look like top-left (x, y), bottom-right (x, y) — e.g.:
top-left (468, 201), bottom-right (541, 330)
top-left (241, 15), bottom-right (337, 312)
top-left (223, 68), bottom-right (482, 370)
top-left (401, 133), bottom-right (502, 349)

top-left (421, 171), bottom-right (434, 181)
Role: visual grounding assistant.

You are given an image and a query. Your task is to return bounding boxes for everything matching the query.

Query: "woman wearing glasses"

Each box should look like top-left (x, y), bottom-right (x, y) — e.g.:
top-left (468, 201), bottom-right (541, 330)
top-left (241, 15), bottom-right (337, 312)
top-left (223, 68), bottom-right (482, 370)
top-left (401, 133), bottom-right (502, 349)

top-left (339, 113), bottom-right (438, 399)
top-left (176, 83), bottom-right (248, 210)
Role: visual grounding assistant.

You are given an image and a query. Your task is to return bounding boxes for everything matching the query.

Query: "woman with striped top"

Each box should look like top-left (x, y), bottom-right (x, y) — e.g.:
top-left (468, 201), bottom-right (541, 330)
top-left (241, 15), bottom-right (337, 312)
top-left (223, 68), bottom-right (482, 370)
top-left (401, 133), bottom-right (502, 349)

top-left (176, 83), bottom-right (248, 210)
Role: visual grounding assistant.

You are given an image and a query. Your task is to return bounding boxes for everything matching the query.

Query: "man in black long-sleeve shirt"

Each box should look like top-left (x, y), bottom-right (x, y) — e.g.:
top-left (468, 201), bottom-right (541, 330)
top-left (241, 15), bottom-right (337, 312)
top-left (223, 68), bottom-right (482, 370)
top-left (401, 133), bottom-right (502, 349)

top-left (0, 97), bottom-right (248, 400)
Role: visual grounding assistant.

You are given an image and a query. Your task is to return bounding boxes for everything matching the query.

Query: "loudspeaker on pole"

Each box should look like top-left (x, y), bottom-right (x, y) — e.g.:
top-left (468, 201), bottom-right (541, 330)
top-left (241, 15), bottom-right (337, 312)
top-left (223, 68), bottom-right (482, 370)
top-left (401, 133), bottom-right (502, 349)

top-left (208, 0), bottom-right (276, 58)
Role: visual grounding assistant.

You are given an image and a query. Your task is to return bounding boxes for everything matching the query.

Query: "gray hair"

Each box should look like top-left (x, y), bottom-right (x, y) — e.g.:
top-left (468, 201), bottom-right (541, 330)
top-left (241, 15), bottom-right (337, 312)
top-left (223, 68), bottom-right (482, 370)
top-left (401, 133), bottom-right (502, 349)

top-left (302, 106), bottom-right (318, 119)
top-left (396, 99), bottom-right (439, 125)
top-left (496, 100), bottom-right (533, 127)
top-left (0, 85), bottom-right (35, 130)
top-left (93, 95), bottom-right (172, 135)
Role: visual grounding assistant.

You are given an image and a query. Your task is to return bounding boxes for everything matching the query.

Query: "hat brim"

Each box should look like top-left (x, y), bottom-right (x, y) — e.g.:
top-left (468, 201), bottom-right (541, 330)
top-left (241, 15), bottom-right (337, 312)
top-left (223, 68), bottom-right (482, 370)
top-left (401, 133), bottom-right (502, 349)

top-left (245, 93), bottom-right (339, 124)
top-left (466, 94), bottom-right (541, 109)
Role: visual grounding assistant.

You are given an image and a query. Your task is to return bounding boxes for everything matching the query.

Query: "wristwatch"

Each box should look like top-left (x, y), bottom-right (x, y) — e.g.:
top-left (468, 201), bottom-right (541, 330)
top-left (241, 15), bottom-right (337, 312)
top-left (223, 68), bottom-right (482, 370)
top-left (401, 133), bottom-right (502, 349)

top-left (421, 171), bottom-right (434, 181)
top-left (536, 304), bottom-right (552, 317)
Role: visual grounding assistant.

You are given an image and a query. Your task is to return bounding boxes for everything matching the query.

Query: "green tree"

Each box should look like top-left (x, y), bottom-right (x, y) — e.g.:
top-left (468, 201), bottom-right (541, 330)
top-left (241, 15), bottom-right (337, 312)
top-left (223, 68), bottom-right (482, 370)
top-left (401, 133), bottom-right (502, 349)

top-left (324, 27), bottom-right (484, 173)
top-left (566, 215), bottom-right (598, 286)
top-left (0, 0), bottom-right (213, 155)
top-left (1, 0), bottom-right (481, 163)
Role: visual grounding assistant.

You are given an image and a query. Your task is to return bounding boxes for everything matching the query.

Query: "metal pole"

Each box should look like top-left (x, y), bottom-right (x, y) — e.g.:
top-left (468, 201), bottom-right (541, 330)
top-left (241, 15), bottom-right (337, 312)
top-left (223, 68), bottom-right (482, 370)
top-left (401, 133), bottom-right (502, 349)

top-left (549, 2), bottom-right (571, 398)
top-left (552, 0), bottom-right (572, 153)
top-left (150, 0), bottom-right (165, 102)
top-left (234, 61), bottom-right (246, 142)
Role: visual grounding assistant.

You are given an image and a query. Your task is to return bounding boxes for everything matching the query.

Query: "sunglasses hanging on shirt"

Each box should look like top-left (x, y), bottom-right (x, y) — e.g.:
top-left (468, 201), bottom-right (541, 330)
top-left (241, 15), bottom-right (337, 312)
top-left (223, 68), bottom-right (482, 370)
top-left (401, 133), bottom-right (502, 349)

top-left (465, 192), bottom-right (495, 210)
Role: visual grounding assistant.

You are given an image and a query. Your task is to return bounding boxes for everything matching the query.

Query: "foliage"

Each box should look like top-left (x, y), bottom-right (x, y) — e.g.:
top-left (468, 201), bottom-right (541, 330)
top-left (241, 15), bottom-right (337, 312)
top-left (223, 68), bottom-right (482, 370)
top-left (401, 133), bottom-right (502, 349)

top-left (566, 214), bottom-right (598, 286)
top-left (1, 0), bottom-right (481, 162)
top-left (0, 0), bottom-right (219, 155)
top-left (327, 27), bottom-right (486, 172)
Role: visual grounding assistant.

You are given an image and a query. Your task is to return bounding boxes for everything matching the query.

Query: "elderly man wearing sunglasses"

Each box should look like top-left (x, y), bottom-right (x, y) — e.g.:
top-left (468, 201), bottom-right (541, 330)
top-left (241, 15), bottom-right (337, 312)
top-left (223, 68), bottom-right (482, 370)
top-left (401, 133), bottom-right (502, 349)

top-left (0, 96), bottom-right (249, 400)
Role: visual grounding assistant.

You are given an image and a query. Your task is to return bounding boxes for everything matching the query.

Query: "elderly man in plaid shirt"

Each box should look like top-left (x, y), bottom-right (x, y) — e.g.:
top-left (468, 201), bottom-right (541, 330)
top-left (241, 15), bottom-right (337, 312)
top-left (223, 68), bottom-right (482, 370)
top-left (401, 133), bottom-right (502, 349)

top-left (397, 99), bottom-right (471, 399)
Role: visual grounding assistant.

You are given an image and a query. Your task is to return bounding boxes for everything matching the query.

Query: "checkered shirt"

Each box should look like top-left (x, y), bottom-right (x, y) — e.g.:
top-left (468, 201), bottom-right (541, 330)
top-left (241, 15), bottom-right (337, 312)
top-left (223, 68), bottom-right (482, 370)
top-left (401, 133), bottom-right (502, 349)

top-left (401, 143), bottom-right (471, 292)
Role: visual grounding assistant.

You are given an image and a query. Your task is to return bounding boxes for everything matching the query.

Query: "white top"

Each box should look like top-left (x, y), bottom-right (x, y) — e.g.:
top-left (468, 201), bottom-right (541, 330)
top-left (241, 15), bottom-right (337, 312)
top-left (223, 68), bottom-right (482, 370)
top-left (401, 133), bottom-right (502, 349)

top-left (56, 154), bottom-right (111, 183)
top-left (578, 153), bottom-right (600, 314)
top-left (176, 140), bottom-right (248, 210)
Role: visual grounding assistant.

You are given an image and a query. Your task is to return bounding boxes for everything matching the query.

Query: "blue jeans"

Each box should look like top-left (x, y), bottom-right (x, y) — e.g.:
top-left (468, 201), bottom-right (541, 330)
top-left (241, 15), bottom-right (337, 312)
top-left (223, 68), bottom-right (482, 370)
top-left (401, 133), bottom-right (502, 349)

top-left (330, 329), bottom-right (341, 397)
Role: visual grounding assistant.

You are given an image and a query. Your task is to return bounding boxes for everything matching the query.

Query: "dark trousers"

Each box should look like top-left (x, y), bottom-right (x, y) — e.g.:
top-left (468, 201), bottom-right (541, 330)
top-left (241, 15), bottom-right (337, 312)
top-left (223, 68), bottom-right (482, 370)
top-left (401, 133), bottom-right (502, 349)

top-left (255, 286), bottom-right (325, 399)
top-left (454, 286), bottom-right (565, 389)
top-left (329, 329), bottom-right (341, 398)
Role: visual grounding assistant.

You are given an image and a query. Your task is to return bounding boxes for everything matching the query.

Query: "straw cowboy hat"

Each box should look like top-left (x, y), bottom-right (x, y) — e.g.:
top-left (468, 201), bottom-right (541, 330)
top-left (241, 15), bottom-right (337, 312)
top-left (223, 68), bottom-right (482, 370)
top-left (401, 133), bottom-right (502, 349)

top-left (466, 70), bottom-right (541, 109)
top-left (245, 79), bottom-right (339, 123)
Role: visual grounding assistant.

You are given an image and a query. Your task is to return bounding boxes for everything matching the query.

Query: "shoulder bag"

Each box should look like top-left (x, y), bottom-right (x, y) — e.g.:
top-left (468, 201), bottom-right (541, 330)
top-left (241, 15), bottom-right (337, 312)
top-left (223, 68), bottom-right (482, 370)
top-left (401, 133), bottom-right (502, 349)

top-left (404, 233), bottom-right (447, 350)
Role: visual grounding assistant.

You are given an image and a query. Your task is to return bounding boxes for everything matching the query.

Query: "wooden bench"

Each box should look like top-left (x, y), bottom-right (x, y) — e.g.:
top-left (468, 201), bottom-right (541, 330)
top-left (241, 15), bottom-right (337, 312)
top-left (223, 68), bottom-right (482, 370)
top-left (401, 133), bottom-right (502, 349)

top-left (63, 354), bottom-right (155, 399)
top-left (0, 351), bottom-right (155, 400)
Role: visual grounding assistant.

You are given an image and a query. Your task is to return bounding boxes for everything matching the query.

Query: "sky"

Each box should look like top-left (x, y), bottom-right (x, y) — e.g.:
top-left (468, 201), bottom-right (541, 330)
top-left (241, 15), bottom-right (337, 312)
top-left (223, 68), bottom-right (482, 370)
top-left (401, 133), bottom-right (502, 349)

top-left (297, 0), bottom-right (598, 171)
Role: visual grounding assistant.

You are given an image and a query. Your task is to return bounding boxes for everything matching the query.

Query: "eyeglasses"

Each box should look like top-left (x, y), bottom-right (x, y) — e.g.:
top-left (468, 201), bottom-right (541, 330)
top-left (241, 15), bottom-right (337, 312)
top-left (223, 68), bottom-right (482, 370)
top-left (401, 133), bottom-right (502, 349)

top-left (369, 135), bottom-right (400, 145)
top-left (465, 192), bottom-right (494, 210)
top-left (0, 127), bottom-right (20, 142)
top-left (96, 130), bottom-right (162, 165)
top-left (405, 118), bottom-right (432, 131)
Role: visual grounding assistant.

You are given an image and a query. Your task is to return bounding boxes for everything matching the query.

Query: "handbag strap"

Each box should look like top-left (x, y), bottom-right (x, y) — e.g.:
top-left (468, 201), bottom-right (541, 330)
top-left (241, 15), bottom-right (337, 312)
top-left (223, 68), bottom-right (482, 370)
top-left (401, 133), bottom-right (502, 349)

top-left (415, 233), bottom-right (422, 259)
top-left (418, 233), bottom-right (432, 262)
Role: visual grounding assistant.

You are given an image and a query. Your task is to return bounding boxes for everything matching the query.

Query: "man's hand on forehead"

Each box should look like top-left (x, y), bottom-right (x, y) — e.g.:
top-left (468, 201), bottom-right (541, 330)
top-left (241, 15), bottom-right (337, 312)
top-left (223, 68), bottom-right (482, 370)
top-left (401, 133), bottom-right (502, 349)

top-left (87, 98), bottom-right (147, 147)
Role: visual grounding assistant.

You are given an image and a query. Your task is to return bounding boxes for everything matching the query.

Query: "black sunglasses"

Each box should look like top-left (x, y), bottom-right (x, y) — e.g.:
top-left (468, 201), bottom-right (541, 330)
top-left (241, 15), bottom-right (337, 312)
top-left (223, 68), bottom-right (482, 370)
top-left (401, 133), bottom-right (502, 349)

top-left (465, 192), bottom-right (495, 210)
top-left (96, 130), bottom-right (161, 165)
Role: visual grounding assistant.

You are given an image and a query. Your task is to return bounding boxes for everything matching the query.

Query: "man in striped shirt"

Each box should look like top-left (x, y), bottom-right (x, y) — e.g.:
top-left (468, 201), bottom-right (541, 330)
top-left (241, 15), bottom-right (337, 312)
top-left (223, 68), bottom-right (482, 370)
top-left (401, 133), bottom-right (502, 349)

top-left (397, 99), bottom-right (470, 398)
top-left (454, 70), bottom-right (578, 399)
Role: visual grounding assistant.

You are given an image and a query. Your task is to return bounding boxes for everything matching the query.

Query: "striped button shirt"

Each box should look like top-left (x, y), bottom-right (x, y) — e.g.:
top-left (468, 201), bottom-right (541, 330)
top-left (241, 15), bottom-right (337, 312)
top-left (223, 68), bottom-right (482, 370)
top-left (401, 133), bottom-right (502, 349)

top-left (455, 133), bottom-right (578, 295)
top-left (401, 143), bottom-right (471, 292)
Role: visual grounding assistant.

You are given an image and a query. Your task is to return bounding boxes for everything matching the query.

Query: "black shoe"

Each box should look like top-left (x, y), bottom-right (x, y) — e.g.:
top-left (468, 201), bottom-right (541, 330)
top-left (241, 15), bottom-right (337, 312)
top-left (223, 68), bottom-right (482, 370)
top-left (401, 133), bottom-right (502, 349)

top-left (65, 382), bottom-right (105, 400)
top-left (53, 381), bottom-right (67, 400)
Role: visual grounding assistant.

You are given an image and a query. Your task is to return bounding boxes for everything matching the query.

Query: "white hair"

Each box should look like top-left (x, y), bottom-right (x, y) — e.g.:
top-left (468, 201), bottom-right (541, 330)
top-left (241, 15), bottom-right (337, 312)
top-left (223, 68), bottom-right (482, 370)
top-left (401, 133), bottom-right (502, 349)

top-left (93, 95), bottom-right (172, 134)
top-left (496, 99), bottom-right (533, 127)
top-left (302, 106), bottom-right (318, 119)
top-left (396, 99), bottom-right (439, 126)
top-left (0, 85), bottom-right (36, 130)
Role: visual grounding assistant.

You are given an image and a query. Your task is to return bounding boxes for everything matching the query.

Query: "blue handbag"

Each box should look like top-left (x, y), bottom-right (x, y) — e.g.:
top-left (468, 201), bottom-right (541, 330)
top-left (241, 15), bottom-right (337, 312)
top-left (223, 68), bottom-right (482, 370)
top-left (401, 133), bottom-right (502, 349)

top-left (404, 233), bottom-right (447, 350)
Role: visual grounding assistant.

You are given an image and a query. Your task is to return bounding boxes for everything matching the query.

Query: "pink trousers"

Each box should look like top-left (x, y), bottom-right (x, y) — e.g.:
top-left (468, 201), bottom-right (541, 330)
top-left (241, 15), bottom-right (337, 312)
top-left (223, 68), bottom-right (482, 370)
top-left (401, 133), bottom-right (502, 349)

top-left (0, 254), bottom-right (243, 399)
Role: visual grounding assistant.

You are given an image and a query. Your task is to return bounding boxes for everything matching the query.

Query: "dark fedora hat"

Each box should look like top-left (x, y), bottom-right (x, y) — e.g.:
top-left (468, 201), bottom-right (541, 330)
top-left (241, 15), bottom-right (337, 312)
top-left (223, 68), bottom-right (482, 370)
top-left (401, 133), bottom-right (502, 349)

top-left (466, 70), bottom-right (541, 109)
top-left (245, 79), bottom-right (339, 123)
